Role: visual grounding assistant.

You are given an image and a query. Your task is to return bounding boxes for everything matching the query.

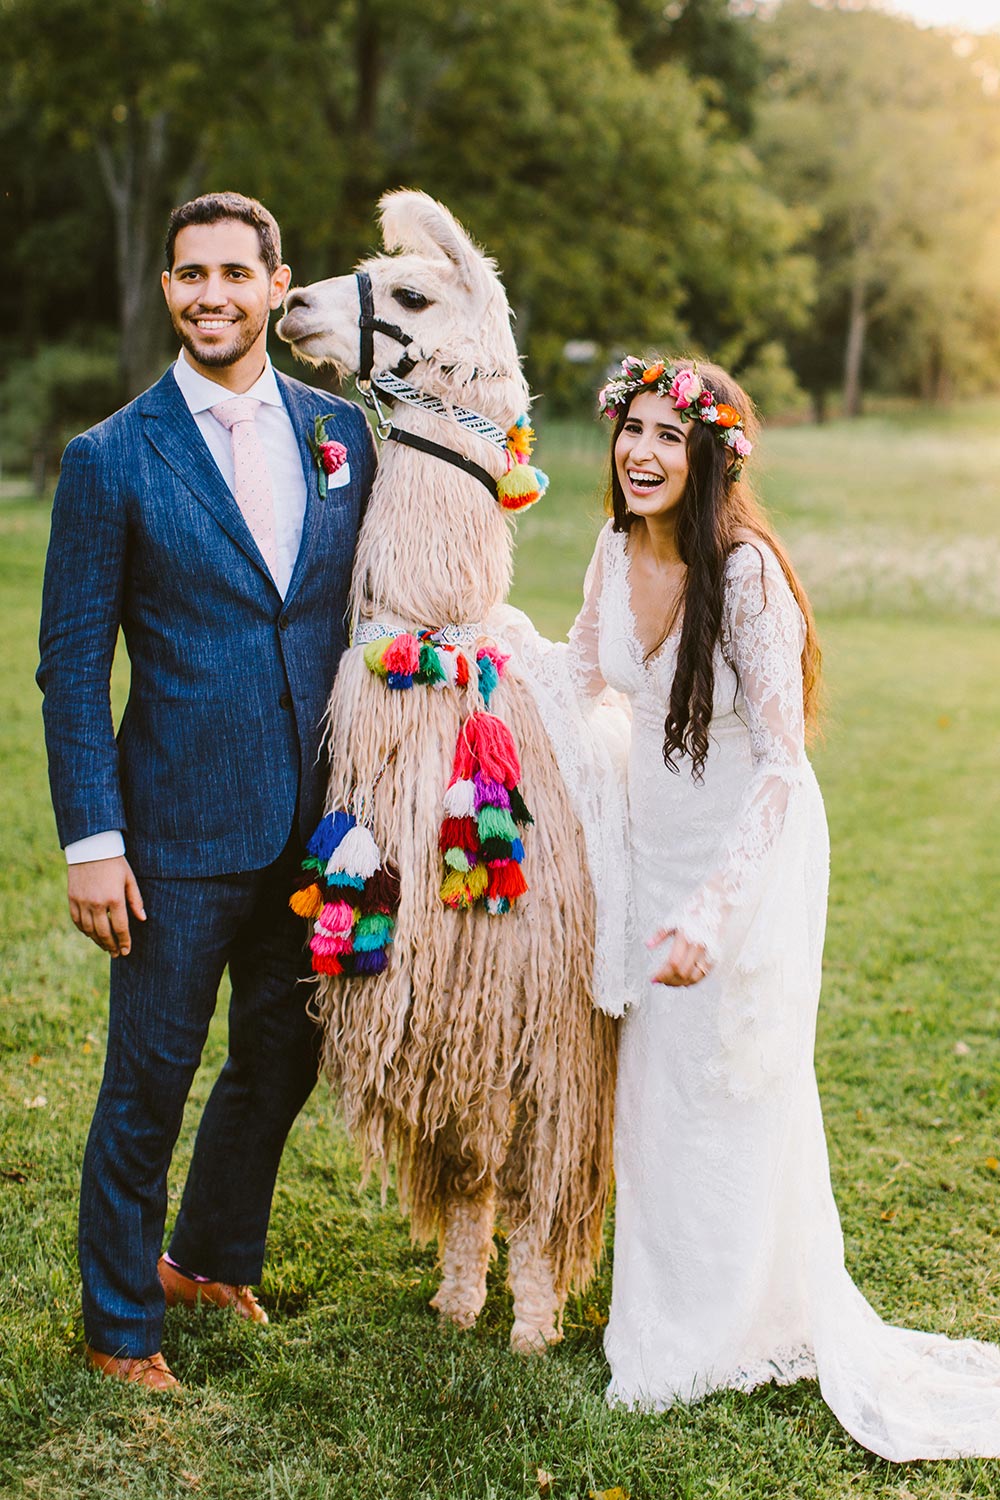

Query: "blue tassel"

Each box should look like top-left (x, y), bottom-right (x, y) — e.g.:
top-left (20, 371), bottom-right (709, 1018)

top-left (307, 810), bottom-right (355, 862)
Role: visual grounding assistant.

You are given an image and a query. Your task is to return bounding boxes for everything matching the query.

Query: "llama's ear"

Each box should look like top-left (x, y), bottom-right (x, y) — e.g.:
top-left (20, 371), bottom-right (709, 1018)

top-left (378, 190), bottom-right (482, 291)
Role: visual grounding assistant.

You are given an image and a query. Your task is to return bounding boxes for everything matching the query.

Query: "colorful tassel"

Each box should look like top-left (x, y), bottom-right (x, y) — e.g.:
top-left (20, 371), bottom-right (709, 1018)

top-left (292, 812), bottom-right (400, 979)
top-left (508, 785), bottom-right (533, 826)
top-left (416, 641), bottom-right (448, 686)
top-left (363, 637), bottom-right (393, 677)
top-left (289, 883), bottom-right (324, 919)
top-left (497, 462), bottom-right (546, 512)
top-left (439, 816), bottom-right (479, 853)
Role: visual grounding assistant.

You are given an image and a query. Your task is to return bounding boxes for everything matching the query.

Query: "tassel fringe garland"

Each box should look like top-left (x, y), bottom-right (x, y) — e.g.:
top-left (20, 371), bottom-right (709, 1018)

top-left (290, 811), bottom-right (400, 978)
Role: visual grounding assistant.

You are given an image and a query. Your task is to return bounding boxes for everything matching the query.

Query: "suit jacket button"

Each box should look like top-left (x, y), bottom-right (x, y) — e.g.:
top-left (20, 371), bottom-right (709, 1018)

top-left (279, 691), bottom-right (292, 710)
top-left (279, 612), bottom-right (290, 630)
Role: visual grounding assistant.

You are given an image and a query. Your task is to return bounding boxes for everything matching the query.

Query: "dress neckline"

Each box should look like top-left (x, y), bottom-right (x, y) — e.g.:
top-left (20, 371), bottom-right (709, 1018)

top-left (617, 528), bottom-right (682, 670)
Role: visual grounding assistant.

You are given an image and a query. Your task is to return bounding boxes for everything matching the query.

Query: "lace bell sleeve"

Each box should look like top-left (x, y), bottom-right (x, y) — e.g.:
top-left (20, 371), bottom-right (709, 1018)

top-left (565, 527), bottom-right (608, 701)
top-left (671, 543), bottom-right (808, 966)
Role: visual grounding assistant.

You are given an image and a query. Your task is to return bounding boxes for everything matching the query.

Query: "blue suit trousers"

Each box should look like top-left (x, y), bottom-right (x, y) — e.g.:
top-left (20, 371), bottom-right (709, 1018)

top-left (78, 839), bottom-right (318, 1358)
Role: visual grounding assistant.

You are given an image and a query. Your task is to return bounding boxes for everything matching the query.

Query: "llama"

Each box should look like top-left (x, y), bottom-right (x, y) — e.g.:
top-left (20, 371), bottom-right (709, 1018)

top-left (277, 191), bottom-right (618, 1352)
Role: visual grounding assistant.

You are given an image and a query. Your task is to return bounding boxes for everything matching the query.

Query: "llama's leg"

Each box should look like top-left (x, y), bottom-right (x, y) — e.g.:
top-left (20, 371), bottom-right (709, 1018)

top-left (506, 1230), bottom-right (564, 1354)
top-left (429, 1189), bottom-right (496, 1330)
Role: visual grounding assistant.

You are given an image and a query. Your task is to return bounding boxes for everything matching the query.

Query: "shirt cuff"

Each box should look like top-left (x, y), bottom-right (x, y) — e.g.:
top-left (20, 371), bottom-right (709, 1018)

top-left (64, 831), bottom-right (126, 865)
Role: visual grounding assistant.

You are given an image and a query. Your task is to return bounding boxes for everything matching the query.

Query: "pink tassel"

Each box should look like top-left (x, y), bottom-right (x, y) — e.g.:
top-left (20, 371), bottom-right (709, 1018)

top-left (383, 633), bottom-right (420, 675)
top-left (467, 712), bottom-right (521, 787)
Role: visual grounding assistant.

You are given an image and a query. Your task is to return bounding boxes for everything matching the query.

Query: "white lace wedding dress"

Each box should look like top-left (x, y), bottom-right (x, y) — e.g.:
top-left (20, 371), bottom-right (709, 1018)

top-left (563, 521), bottom-right (1000, 1463)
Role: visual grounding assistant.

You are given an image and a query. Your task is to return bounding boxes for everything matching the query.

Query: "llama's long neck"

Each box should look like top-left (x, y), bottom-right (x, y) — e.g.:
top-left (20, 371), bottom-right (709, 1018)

top-left (349, 400), bottom-right (516, 629)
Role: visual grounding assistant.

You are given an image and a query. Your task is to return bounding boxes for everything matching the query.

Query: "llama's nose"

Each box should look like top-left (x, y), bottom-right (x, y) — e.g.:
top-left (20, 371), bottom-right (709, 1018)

top-left (283, 287), bottom-right (312, 312)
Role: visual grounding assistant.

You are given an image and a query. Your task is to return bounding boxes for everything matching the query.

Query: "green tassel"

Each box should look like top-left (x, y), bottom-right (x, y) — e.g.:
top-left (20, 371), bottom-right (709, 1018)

top-left (444, 847), bottom-right (471, 873)
top-left (354, 912), bottom-right (394, 942)
top-left (363, 637), bottom-right (393, 676)
top-left (477, 806), bottom-right (519, 843)
top-left (416, 642), bottom-right (447, 686)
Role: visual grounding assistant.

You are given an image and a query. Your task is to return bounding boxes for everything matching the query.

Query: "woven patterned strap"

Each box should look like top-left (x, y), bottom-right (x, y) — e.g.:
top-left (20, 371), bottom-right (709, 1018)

top-left (371, 370), bottom-right (509, 448)
top-left (354, 618), bottom-right (484, 647)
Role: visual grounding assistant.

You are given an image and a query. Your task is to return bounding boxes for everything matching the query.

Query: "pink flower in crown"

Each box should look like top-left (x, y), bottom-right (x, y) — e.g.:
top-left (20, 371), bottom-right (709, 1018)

top-left (318, 440), bottom-right (348, 476)
top-left (668, 369), bottom-right (703, 409)
top-left (729, 431), bottom-right (753, 459)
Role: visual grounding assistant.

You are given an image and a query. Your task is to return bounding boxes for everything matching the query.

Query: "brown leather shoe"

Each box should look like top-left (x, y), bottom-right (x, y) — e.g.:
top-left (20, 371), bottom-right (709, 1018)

top-left (85, 1345), bottom-right (181, 1391)
top-left (157, 1255), bottom-right (269, 1324)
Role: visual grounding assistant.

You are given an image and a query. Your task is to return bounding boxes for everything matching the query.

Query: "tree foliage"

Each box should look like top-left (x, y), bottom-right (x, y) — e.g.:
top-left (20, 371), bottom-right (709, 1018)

top-left (0, 0), bottom-right (998, 432)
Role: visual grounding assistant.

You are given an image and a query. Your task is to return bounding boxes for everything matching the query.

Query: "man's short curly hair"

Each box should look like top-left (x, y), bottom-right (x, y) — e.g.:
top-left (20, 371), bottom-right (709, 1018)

top-left (165, 192), bottom-right (282, 275)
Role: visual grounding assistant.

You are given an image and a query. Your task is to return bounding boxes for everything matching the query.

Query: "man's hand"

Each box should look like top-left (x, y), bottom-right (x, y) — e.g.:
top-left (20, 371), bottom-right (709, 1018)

top-left (67, 857), bottom-right (146, 958)
top-left (647, 926), bottom-right (714, 987)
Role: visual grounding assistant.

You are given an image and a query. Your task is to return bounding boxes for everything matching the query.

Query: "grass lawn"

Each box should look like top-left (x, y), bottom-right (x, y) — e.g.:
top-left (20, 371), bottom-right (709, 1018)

top-left (2, 402), bottom-right (999, 1498)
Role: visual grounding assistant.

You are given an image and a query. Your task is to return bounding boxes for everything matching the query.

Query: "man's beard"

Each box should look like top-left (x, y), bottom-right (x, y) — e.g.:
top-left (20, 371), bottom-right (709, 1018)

top-left (175, 310), bottom-right (267, 368)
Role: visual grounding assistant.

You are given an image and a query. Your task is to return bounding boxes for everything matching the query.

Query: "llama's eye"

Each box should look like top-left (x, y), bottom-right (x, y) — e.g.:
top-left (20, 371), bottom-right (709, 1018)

top-left (392, 287), bottom-right (431, 311)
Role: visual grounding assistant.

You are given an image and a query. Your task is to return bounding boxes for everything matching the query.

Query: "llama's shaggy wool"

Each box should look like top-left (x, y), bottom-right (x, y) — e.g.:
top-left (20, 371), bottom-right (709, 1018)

top-left (283, 190), bottom-right (618, 1316)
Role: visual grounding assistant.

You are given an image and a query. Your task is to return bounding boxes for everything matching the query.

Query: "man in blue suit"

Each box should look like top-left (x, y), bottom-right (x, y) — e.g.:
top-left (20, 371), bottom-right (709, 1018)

top-left (37, 192), bottom-right (375, 1389)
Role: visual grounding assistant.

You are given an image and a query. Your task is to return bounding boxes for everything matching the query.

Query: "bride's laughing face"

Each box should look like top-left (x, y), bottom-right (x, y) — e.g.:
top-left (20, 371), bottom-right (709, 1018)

top-left (615, 390), bottom-right (689, 518)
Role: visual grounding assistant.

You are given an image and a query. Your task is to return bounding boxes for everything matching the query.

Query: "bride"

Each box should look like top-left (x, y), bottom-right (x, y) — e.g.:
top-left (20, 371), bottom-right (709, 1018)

top-left (560, 354), bottom-right (1000, 1462)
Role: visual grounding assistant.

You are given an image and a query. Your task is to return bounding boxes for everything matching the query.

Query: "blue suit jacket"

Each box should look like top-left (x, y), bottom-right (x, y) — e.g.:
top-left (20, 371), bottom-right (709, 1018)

top-left (37, 365), bottom-right (376, 877)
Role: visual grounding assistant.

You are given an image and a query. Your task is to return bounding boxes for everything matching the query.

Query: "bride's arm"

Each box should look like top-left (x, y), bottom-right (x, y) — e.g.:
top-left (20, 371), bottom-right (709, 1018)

top-left (650, 543), bottom-right (807, 986)
top-left (565, 527), bottom-right (609, 699)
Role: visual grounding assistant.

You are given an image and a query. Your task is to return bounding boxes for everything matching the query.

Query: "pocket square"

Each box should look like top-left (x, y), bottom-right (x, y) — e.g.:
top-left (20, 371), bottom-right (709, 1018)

top-left (326, 461), bottom-right (352, 490)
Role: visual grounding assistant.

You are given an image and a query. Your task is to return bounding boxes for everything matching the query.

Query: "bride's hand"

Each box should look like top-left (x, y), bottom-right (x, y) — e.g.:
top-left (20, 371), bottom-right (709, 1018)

top-left (646, 927), bottom-right (714, 987)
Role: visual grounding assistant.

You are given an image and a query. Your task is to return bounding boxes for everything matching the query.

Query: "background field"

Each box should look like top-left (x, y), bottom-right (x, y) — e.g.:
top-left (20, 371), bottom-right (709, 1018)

top-left (1, 404), bottom-right (999, 1499)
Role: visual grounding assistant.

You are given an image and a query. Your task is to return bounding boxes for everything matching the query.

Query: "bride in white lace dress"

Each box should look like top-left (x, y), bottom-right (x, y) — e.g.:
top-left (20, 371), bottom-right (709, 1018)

top-left (566, 356), bottom-right (1000, 1462)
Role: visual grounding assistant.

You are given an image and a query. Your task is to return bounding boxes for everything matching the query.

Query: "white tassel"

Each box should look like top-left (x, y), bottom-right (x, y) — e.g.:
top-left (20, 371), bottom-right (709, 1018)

top-left (327, 825), bottom-right (382, 879)
top-left (443, 779), bottom-right (476, 818)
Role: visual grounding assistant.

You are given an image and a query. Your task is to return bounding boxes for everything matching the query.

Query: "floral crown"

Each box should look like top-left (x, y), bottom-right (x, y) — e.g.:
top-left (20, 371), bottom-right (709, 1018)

top-left (598, 357), bottom-right (753, 477)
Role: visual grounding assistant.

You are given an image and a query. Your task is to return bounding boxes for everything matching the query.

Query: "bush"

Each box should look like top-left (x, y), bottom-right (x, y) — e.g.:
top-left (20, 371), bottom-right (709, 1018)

top-left (0, 340), bottom-right (122, 494)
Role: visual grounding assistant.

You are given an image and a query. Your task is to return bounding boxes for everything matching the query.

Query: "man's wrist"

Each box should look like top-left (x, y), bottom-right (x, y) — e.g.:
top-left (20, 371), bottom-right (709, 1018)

top-left (64, 831), bottom-right (126, 865)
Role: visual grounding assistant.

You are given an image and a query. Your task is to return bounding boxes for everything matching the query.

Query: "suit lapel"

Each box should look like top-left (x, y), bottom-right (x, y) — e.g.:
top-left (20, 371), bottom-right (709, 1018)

top-left (139, 370), bottom-right (273, 579)
top-left (280, 373), bottom-right (339, 604)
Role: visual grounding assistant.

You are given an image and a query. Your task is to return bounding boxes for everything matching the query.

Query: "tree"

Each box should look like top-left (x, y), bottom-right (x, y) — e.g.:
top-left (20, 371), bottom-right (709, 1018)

top-left (754, 0), bottom-right (1000, 415)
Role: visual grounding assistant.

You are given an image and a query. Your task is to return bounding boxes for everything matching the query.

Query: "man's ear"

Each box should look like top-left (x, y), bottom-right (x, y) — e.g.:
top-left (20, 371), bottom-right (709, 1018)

top-left (270, 264), bottom-right (292, 309)
top-left (161, 269), bottom-right (171, 303)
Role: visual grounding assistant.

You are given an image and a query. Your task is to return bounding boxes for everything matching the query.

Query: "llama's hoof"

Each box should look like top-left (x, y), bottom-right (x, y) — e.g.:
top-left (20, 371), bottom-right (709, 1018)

top-left (429, 1288), bottom-right (479, 1330)
top-left (509, 1319), bottom-right (563, 1355)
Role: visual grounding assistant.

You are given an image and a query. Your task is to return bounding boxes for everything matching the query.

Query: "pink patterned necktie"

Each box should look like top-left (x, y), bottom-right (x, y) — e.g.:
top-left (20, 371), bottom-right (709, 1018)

top-left (209, 398), bottom-right (278, 580)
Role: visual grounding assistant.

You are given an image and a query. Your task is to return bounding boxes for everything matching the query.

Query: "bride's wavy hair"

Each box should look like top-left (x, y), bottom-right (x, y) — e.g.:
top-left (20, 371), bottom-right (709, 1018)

top-left (605, 356), bottom-right (821, 779)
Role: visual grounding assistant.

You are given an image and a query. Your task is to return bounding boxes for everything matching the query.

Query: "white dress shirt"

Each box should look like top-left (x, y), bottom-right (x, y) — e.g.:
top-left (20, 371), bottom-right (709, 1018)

top-left (65, 352), bottom-right (309, 865)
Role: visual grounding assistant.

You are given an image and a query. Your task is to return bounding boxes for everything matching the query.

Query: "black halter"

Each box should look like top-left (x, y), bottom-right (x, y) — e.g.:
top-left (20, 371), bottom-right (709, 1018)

top-left (355, 270), bottom-right (418, 383)
top-left (354, 270), bottom-right (500, 502)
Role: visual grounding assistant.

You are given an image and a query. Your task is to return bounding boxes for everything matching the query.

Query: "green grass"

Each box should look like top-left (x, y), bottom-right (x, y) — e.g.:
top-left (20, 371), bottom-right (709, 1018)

top-left (2, 403), bottom-right (1000, 1498)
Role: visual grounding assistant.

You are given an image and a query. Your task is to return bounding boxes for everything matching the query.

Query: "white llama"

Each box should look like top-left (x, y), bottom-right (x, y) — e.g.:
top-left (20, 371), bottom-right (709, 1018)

top-left (277, 190), bottom-right (618, 1352)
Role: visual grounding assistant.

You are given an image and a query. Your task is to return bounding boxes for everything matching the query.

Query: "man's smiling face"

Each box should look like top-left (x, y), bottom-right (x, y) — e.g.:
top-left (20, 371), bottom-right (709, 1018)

top-left (161, 219), bottom-right (290, 378)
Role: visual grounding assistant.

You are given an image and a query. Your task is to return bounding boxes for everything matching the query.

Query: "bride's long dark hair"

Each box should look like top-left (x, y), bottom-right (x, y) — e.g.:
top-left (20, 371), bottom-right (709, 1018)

top-left (605, 357), bottom-right (821, 780)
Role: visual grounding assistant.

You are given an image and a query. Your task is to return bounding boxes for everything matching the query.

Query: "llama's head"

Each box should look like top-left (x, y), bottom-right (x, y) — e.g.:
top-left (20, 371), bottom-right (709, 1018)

top-left (277, 190), bottom-right (530, 425)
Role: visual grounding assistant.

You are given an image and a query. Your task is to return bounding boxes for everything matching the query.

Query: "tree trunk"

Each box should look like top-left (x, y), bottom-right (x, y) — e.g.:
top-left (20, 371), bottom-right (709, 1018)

top-left (96, 109), bottom-right (171, 398)
top-left (842, 272), bottom-right (867, 419)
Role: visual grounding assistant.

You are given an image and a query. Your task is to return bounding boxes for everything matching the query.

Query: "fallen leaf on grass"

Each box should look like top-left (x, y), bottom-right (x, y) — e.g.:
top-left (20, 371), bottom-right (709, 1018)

top-left (181, 1474), bottom-right (201, 1490)
top-left (948, 1134), bottom-right (964, 1146)
top-left (2, 1169), bottom-right (28, 1184)
top-left (880, 1208), bottom-right (898, 1222)
top-left (954, 1041), bottom-right (971, 1057)
top-left (589, 1490), bottom-right (629, 1500)
top-left (28, 1054), bottom-right (42, 1066)
top-left (537, 1469), bottom-right (554, 1497)
top-left (24, 1096), bottom-right (47, 1110)
top-left (937, 714), bottom-right (952, 729)
top-left (82, 1041), bottom-right (93, 1055)
top-left (985, 1157), bottom-right (999, 1173)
